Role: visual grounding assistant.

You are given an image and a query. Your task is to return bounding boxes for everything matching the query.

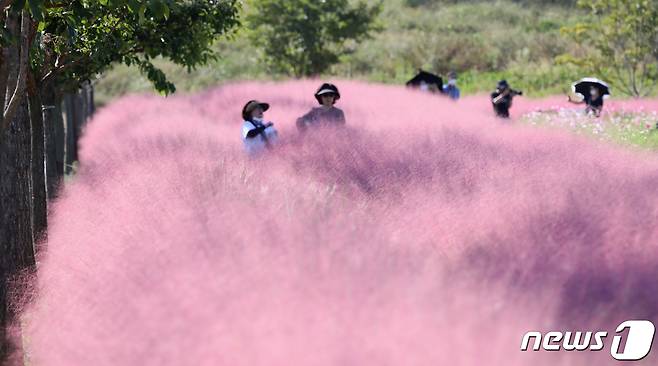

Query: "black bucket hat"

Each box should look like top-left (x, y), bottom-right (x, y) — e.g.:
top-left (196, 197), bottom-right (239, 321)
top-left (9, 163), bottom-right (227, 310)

top-left (497, 80), bottom-right (509, 90)
top-left (242, 100), bottom-right (270, 120)
top-left (314, 83), bottom-right (340, 104)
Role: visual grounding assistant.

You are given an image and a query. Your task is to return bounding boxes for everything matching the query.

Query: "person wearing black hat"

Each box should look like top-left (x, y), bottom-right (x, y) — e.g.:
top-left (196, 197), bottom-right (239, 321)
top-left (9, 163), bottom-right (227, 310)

top-left (296, 83), bottom-right (346, 132)
top-left (491, 80), bottom-right (522, 118)
top-left (241, 100), bottom-right (278, 155)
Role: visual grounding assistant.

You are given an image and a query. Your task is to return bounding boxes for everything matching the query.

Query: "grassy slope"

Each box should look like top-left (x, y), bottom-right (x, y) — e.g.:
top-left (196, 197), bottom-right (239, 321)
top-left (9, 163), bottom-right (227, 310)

top-left (337, 0), bottom-right (584, 91)
top-left (95, 0), bottom-right (588, 105)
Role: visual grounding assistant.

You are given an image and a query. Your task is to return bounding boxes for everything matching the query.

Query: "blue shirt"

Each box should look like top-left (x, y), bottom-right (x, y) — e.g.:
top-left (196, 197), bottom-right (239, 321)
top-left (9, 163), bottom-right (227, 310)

top-left (443, 84), bottom-right (460, 100)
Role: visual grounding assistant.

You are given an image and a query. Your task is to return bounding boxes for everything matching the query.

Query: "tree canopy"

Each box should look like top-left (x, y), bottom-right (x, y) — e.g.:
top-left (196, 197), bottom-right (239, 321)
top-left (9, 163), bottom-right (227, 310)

top-left (32, 0), bottom-right (241, 95)
top-left (248, 0), bottom-right (381, 77)
top-left (559, 0), bottom-right (658, 97)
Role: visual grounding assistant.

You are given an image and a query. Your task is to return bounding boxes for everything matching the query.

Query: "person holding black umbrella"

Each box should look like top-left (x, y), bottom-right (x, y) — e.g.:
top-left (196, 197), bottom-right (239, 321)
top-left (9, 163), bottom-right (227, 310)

top-left (406, 70), bottom-right (443, 94)
top-left (491, 80), bottom-right (522, 118)
top-left (569, 78), bottom-right (609, 117)
top-left (296, 83), bottom-right (346, 132)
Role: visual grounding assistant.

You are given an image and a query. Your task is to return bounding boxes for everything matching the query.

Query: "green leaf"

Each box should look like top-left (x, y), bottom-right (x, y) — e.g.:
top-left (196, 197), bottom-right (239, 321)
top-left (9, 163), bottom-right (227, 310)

top-left (11, 0), bottom-right (26, 13)
top-left (21, 0), bottom-right (240, 97)
top-left (149, 0), bottom-right (167, 20)
top-left (138, 4), bottom-right (146, 24)
top-left (67, 25), bottom-right (77, 45)
top-left (27, 0), bottom-right (44, 22)
top-left (127, 0), bottom-right (140, 13)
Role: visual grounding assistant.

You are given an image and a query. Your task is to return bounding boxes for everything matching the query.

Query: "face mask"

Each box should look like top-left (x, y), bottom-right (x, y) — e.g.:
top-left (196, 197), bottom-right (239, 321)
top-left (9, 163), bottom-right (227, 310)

top-left (448, 79), bottom-right (456, 86)
top-left (252, 117), bottom-right (263, 123)
top-left (419, 83), bottom-right (429, 91)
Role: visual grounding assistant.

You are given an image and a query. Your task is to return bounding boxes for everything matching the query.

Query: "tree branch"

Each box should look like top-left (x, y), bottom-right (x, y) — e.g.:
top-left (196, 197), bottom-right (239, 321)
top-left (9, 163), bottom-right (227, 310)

top-left (2, 11), bottom-right (30, 133)
top-left (42, 44), bottom-right (144, 86)
top-left (639, 58), bottom-right (649, 97)
top-left (0, 47), bottom-right (8, 116)
top-left (41, 58), bottom-right (78, 85)
top-left (612, 64), bottom-right (632, 96)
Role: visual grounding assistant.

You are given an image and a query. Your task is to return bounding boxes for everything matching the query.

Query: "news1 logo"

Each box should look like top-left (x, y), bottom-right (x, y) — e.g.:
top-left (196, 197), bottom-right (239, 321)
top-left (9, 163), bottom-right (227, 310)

top-left (521, 320), bottom-right (656, 361)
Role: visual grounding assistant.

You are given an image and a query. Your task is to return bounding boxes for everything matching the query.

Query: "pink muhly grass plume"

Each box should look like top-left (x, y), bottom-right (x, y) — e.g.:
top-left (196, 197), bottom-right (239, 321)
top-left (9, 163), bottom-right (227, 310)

top-left (22, 80), bottom-right (658, 365)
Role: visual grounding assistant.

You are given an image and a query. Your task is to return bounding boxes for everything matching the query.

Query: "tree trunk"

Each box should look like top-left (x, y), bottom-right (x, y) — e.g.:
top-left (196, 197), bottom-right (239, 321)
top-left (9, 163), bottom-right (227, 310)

top-left (42, 82), bottom-right (61, 200)
top-left (87, 82), bottom-right (95, 117)
top-left (0, 99), bottom-right (35, 363)
top-left (53, 95), bottom-right (65, 178)
top-left (62, 93), bottom-right (77, 174)
top-left (0, 46), bottom-right (9, 122)
top-left (28, 78), bottom-right (47, 250)
top-left (0, 13), bottom-right (19, 134)
top-left (0, 12), bottom-right (28, 363)
top-left (73, 89), bottom-right (84, 157)
top-left (2, 12), bottom-right (31, 134)
top-left (81, 80), bottom-right (94, 121)
top-left (61, 82), bottom-right (95, 175)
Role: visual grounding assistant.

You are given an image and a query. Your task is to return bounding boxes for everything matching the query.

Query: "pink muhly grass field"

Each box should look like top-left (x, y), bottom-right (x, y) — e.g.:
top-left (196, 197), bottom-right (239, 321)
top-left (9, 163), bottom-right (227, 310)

top-left (22, 80), bottom-right (658, 365)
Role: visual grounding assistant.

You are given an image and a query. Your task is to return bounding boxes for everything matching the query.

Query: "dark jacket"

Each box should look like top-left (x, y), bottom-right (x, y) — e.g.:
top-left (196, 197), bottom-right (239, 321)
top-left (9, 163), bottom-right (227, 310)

top-left (296, 107), bottom-right (346, 131)
top-left (585, 95), bottom-right (604, 109)
top-left (491, 91), bottom-right (513, 118)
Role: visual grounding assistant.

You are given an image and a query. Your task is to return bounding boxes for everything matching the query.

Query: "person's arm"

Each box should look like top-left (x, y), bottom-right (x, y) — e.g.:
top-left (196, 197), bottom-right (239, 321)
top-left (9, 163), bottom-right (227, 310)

top-left (243, 122), bottom-right (272, 139)
top-left (242, 122), bottom-right (255, 139)
top-left (296, 109), bottom-right (315, 131)
top-left (264, 122), bottom-right (278, 138)
top-left (337, 109), bottom-right (346, 125)
top-left (245, 126), bottom-right (264, 138)
top-left (492, 90), bottom-right (509, 105)
top-left (567, 95), bottom-right (584, 104)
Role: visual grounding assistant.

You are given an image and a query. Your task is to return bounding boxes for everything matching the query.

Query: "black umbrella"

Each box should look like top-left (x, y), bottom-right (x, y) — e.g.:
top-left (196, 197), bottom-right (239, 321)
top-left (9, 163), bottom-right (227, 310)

top-left (406, 70), bottom-right (443, 91)
top-left (572, 78), bottom-right (610, 98)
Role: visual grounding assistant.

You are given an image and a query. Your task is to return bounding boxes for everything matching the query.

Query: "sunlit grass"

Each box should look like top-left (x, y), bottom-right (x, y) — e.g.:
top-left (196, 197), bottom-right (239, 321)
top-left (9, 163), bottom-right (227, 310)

top-left (521, 108), bottom-right (658, 150)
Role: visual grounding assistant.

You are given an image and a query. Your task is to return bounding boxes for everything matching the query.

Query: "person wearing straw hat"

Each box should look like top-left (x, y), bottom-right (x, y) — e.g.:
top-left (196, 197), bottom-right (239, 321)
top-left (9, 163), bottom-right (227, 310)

top-left (241, 100), bottom-right (278, 155)
top-left (296, 83), bottom-right (346, 132)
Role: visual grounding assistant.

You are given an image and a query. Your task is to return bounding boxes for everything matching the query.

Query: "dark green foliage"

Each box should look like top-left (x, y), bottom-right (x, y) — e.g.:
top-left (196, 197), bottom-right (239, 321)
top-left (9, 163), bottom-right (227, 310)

top-left (248, 0), bottom-right (381, 76)
top-left (29, 0), bottom-right (240, 94)
top-left (405, 0), bottom-right (578, 8)
top-left (560, 0), bottom-right (658, 96)
top-left (92, 1), bottom-right (593, 99)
